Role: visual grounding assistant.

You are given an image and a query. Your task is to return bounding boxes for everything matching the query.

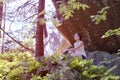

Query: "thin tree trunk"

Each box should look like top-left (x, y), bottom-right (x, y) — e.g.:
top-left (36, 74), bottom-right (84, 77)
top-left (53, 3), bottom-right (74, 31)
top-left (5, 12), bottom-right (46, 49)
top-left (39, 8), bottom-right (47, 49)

top-left (35, 0), bottom-right (45, 58)
top-left (0, 2), bottom-right (4, 53)
top-left (0, 1), bottom-right (3, 28)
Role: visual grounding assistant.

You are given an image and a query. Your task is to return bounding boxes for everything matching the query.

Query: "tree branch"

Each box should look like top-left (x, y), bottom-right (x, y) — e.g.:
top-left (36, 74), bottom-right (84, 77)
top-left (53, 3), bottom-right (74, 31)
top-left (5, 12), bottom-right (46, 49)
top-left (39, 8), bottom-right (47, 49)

top-left (0, 27), bottom-right (35, 53)
top-left (52, 0), bottom-right (64, 24)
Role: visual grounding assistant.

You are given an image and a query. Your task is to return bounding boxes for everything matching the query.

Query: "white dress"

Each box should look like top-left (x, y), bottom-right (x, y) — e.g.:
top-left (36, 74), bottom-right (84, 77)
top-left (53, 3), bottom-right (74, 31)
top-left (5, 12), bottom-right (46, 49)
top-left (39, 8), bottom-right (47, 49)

top-left (72, 41), bottom-right (87, 58)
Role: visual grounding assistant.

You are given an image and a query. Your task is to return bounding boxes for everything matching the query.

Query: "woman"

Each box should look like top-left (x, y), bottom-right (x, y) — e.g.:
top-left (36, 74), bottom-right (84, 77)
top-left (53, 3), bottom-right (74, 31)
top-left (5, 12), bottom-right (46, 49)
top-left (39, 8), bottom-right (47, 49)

top-left (64, 33), bottom-right (87, 59)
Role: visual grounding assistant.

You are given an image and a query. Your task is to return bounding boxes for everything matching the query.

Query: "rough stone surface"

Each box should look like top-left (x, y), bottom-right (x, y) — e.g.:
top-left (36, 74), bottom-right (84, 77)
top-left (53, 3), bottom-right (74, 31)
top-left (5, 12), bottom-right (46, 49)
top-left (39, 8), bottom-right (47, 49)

top-left (57, 0), bottom-right (120, 53)
top-left (87, 50), bottom-right (120, 75)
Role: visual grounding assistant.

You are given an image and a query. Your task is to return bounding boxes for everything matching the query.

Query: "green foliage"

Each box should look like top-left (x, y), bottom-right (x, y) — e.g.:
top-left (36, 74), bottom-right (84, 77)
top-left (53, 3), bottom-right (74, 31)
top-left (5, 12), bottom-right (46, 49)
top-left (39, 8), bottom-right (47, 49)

top-left (117, 49), bottom-right (120, 55)
top-left (0, 52), bottom-right (40, 80)
top-left (30, 75), bottom-right (49, 80)
top-left (30, 75), bottom-right (42, 80)
top-left (59, 0), bottom-right (89, 20)
top-left (37, 54), bottom-right (119, 80)
top-left (91, 7), bottom-right (109, 24)
top-left (52, 18), bottom-right (62, 27)
top-left (101, 27), bottom-right (120, 38)
top-left (69, 57), bottom-right (120, 80)
top-left (0, 53), bottom-right (119, 80)
top-left (39, 18), bottom-right (46, 25)
top-left (36, 0), bottom-right (89, 27)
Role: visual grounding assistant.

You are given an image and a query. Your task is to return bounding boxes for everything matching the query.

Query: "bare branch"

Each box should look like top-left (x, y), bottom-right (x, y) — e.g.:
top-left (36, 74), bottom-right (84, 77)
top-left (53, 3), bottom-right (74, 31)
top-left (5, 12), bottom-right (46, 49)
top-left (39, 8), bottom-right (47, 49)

top-left (0, 27), bottom-right (35, 53)
top-left (23, 13), bottom-right (37, 21)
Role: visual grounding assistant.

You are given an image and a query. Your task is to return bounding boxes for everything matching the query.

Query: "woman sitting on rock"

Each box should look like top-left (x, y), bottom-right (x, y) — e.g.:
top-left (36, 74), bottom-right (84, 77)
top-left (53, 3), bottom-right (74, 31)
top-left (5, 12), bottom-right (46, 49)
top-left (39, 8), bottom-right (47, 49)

top-left (63, 33), bottom-right (87, 59)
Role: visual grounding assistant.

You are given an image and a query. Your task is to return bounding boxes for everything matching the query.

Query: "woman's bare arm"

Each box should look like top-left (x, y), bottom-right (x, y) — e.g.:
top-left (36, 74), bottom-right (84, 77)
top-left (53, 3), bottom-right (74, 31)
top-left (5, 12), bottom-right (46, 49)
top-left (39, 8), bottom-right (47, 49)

top-left (67, 42), bottom-right (83, 51)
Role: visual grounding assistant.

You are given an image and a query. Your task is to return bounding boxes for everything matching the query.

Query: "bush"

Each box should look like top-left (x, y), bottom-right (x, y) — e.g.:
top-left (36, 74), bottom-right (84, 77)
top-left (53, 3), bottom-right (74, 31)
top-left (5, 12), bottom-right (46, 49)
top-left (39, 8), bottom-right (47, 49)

top-left (0, 52), bottom-right (40, 80)
top-left (0, 53), bottom-right (119, 80)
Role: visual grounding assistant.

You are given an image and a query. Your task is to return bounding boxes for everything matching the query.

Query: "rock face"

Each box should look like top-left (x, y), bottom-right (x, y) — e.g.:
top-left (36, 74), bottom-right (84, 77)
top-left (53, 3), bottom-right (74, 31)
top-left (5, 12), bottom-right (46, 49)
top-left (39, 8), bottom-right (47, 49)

top-left (87, 50), bottom-right (120, 75)
top-left (57, 0), bottom-right (120, 53)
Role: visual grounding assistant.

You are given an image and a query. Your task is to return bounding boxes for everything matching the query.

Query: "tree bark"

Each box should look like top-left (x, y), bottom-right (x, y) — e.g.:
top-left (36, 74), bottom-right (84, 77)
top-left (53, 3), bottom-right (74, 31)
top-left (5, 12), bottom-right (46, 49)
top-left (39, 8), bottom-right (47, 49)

top-left (0, 1), bottom-right (3, 28)
top-left (0, 2), bottom-right (3, 53)
top-left (1, 4), bottom-right (5, 54)
top-left (35, 0), bottom-right (45, 58)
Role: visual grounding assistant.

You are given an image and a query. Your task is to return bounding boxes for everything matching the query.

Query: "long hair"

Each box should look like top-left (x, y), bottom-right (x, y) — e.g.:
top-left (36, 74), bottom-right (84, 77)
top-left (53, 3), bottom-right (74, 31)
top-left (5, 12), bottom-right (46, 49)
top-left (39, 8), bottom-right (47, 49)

top-left (75, 33), bottom-right (82, 40)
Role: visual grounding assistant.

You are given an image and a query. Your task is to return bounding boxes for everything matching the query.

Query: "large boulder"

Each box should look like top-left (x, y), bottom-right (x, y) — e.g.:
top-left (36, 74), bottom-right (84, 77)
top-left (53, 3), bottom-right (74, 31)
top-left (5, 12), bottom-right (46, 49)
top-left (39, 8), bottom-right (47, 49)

top-left (87, 50), bottom-right (120, 75)
top-left (86, 51), bottom-right (111, 65)
top-left (57, 0), bottom-right (120, 53)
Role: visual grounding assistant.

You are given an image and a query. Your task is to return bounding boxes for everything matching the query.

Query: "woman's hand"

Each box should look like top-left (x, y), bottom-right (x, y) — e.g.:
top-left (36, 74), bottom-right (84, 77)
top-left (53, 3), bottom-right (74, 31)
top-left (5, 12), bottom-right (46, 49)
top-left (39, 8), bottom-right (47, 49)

top-left (66, 49), bottom-right (70, 51)
top-left (62, 49), bottom-right (68, 54)
top-left (67, 48), bottom-right (75, 51)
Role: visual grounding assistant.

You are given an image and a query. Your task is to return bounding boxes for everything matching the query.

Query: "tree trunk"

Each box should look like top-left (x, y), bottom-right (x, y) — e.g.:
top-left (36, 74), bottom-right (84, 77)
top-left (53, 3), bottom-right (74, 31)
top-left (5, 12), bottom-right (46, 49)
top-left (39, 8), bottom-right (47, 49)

top-left (0, 1), bottom-right (3, 37)
top-left (0, 1), bottom-right (3, 25)
top-left (35, 0), bottom-right (45, 58)
top-left (0, 2), bottom-right (3, 53)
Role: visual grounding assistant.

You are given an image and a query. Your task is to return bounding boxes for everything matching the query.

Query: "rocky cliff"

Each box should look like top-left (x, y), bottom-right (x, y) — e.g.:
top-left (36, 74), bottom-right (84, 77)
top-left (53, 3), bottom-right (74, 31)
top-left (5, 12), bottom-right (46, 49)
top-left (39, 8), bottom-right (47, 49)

top-left (57, 0), bottom-right (120, 53)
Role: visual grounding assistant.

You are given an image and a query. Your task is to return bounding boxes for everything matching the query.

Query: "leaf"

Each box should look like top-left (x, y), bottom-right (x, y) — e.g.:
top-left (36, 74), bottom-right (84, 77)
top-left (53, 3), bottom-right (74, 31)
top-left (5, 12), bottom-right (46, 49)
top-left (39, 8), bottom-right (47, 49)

top-left (82, 71), bottom-right (89, 76)
top-left (104, 66), bottom-right (117, 76)
top-left (52, 19), bottom-right (62, 27)
top-left (59, 1), bottom-right (89, 20)
top-left (53, 21), bottom-right (61, 27)
top-left (39, 18), bottom-right (46, 25)
top-left (65, 15), bottom-right (70, 20)
top-left (91, 7), bottom-right (108, 24)
top-left (81, 4), bottom-right (90, 10)
top-left (101, 14), bottom-right (107, 21)
top-left (108, 75), bottom-right (120, 80)
top-left (101, 27), bottom-right (120, 38)
top-left (90, 15), bottom-right (95, 18)
top-left (0, 74), bottom-right (2, 77)
top-left (89, 74), bottom-right (98, 78)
